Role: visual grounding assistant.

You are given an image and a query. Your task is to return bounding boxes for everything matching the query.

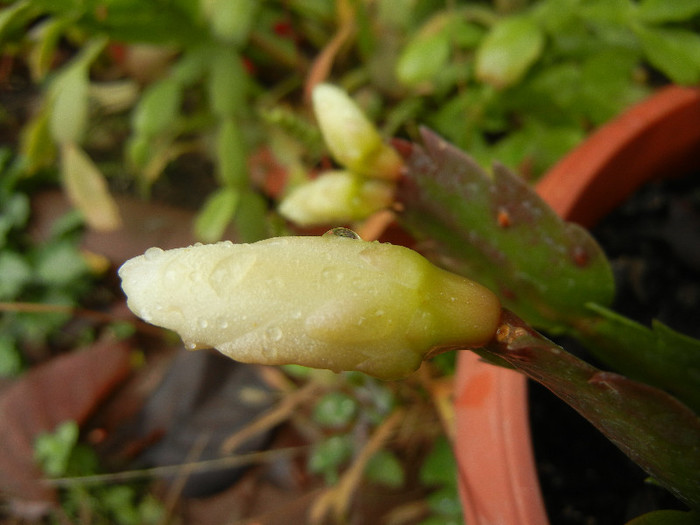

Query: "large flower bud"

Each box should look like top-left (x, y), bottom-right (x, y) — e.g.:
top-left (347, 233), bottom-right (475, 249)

top-left (118, 232), bottom-right (501, 379)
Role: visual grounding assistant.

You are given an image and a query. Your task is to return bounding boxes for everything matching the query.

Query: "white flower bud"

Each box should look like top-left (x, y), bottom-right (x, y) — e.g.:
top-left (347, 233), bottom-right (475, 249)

top-left (312, 83), bottom-right (403, 180)
top-left (278, 170), bottom-right (394, 227)
top-left (118, 233), bottom-right (501, 379)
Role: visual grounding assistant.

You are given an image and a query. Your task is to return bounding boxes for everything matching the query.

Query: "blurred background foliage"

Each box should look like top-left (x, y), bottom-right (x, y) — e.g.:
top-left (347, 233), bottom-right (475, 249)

top-left (1, 0), bottom-right (699, 241)
top-left (1, 1), bottom-right (699, 523)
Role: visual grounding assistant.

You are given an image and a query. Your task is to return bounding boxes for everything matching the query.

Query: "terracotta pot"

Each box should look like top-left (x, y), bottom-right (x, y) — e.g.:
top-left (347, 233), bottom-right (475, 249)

top-left (453, 85), bottom-right (700, 525)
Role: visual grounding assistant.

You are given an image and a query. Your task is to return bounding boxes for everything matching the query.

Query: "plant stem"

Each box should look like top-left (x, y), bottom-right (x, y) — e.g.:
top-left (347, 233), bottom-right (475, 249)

top-left (479, 309), bottom-right (700, 510)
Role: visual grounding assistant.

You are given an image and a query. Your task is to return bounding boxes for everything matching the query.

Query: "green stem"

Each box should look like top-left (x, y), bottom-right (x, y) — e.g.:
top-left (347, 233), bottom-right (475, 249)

top-left (478, 309), bottom-right (700, 510)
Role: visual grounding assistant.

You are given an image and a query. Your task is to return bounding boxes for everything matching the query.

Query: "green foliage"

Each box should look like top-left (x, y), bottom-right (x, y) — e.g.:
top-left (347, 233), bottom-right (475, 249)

top-left (35, 421), bottom-right (164, 525)
top-left (0, 150), bottom-right (94, 376)
top-left (419, 437), bottom-right (463, 525)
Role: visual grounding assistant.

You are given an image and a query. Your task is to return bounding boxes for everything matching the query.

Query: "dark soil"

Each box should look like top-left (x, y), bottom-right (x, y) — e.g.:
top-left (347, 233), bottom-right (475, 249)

top-left (531, 173), bottom-right (699, 524)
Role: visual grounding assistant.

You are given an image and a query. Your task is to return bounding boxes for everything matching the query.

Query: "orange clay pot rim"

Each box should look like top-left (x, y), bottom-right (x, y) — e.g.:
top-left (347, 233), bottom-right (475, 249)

top-left (454, 85), bottom-right (700, 525)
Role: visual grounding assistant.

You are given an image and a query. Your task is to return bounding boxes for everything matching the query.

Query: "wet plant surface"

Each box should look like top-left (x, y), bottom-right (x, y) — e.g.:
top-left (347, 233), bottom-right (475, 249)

top-left (533, 172), bottom-right (699, 524)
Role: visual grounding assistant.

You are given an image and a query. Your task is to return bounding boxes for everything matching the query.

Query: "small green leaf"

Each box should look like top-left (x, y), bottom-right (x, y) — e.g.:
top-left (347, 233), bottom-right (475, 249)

top-left (635, 26), bottom-right (700, 85)
top-left (0, 334), bottom-right (23, 376)
top-left (60, 142), bottom-right (122, 231)
top-left (0, 250), bottom-right (32, 299)
top-left (396, 17), bottom-right (452, 87)
top-left (637, 0), bottom-right (700, 23)
top-left (194, 187), bottom-right (239, 243)
top-left (420, 437), bottom-right (457, 487)
top-left (475, 15), bottom-right (544, 89)
top-left (208, 47), bottom-right (249, 118)
top-left (203, 0), bottom-right (258, 44)
top-left (19, 104), bottom-right (56, 174)
top-left (313, 392), bottom-right (358, 428)
top-left (49, 60), bottom-right (89, 144)
top-left (35, 240), bottom-right (88, 287)
top-left (34, 420), bottom-right (79, 477)
top-left (215, 118), bottom-right (247, 187)
top-left (49, 38), bottom-right (106, 144)
top-left (308, 434), bottom-right (354, 485)
top-left (365, 449), bottom-right (404, 488)
top-left (132, 78), bottom-right (183, 137)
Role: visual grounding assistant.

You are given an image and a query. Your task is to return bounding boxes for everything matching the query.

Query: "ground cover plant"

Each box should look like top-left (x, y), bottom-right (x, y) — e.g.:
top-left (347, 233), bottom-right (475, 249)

top-left (1, 1), bottom-right (700, 523)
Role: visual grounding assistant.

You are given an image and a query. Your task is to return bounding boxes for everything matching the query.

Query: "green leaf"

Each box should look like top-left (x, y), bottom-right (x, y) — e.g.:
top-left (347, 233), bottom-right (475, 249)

top-left (0, 334), bottom-right (23, 377)
top-left (637, 0), bottom-right (700, 23)
top-left (475, 15), bottom-right (545, 89)
top-left (481, 311), bottom-right (700, 511)
top-left (635, 26), bottom-right (700, 85)
top-left (215, 118), bottom-right (247, 186)
top-left (194, 187), bottom-right (239, 243)
top-left (308, 434), bottom-right (354, 485)
top-left (396, 129), bottom-right (615, 331)
top-left (420, 436), bottom-right (457, 487)
top-left (60, 142), bottom-right (122, 231)
top-left (0, 250), bottom-right (32, 299)
top-left (577, 304), bottom-right (700, 414)
top-left (35, 239), bottom-right (88, 287)
top-left (19, 104), bottom-right (56, 174)
top-left (132, 78), bottom-right (183, 137)
top-left (313, 392), bottom-right (358, 428)
top-left (49, 38), bottom-right (107, 144)
top-left (396, 16), bottom-right (452, 87)
top-left (208, 47), bottom-right (249, 118)
top-left (34, 420), bottom-right (79, 477)
top-left (0, 0), bottom-right (32, 43)
top-left (365, 449), bottom-right (404, 488)
top-left (203, 0), bottom-right (258, 44)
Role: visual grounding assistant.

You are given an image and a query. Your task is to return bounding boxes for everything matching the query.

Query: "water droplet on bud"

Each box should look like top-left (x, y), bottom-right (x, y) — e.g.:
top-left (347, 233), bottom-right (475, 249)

top-left (323, 227), bottom-right (361, 240)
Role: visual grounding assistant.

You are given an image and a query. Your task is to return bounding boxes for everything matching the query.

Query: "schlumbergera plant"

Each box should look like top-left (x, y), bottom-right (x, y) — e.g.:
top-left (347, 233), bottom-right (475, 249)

top-left (120, 84), bottom-right (700, 518)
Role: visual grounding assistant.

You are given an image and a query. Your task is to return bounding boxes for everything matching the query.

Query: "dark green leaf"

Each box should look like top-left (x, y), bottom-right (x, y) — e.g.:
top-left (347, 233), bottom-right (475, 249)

top-left (635, 26), bottom-right (700, 85)
top-left (396, 129), bottom-right (615, 331)
top-left (0, 251), bottom-right (32, 299)
top-left (577, 304), bottom-right (700, 414)
top-left (308, 434), bottom-right (354, 485)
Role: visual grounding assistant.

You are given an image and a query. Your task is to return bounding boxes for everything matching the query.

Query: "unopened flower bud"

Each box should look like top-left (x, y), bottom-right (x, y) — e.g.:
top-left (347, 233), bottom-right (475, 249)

top-left (278, 170), bottom-right (394, 227)
top-left (118, 233), bottom-right (501, 379)
top-left (312, 83), bottom-right (403, 180)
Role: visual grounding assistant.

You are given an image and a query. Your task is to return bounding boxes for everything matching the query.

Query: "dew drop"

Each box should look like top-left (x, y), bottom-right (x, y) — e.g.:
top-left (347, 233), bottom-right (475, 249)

top-left (198, 318), bottom-right (209, 329)
top-left (216, 317), bottom-right (229, 329)
top-left (144, 247), bottom-right (164, 261)
top-left (323, 227), bottom-right (361, 240)
top-left (291, 310), bottom-right (302, 319)
top-left (184, 341), bottom-right (197, 350)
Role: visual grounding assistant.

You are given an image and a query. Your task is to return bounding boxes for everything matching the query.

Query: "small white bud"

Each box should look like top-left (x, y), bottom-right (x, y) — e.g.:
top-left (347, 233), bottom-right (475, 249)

top-left (278, 170), bottom-right (394, 227)
top-left (312, 83), bottom-right (403, 180)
